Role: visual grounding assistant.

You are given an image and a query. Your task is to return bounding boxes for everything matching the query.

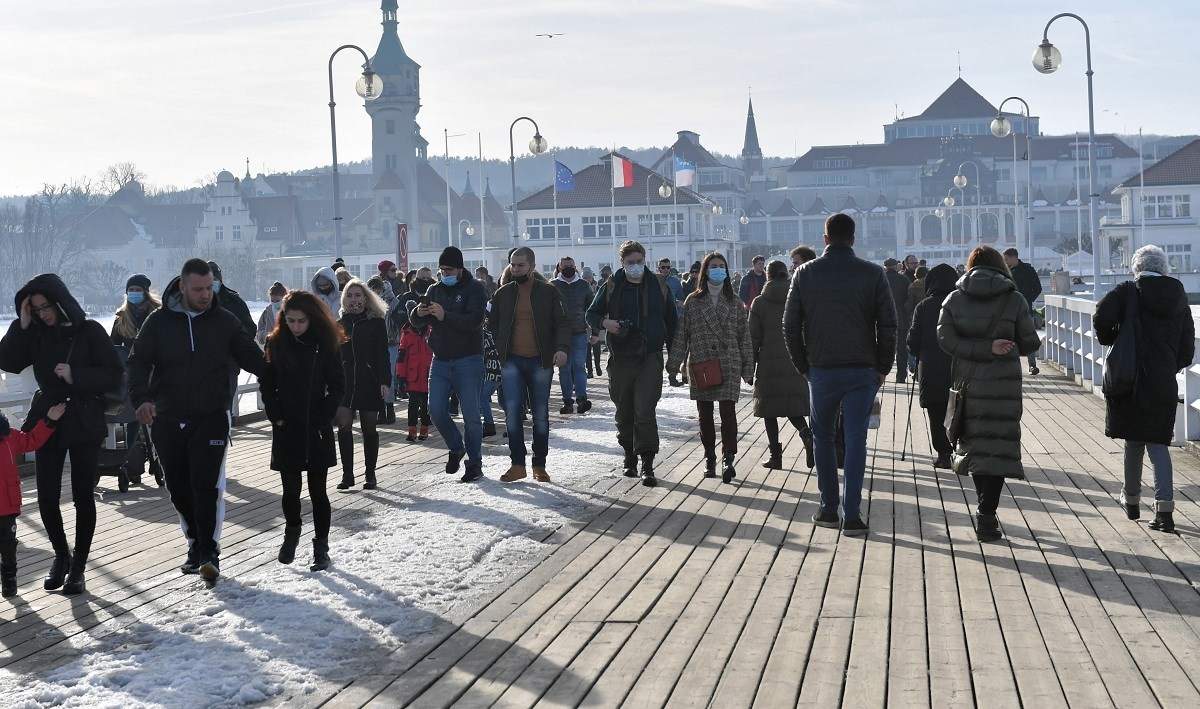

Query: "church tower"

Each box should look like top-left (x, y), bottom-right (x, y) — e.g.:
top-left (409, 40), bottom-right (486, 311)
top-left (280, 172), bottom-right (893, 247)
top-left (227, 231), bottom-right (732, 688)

top-left (740, 95), bottom-right (763, 177)
top-left (366, 0), bottom-right (422, 244)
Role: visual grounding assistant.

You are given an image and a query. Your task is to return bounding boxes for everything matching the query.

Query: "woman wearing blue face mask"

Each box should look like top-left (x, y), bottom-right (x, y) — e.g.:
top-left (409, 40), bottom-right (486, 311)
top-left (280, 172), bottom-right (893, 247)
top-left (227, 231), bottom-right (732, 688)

top-left (667, 252), bottom-right (755, 483)
top-left (111, 274), bottom-right (165, 488)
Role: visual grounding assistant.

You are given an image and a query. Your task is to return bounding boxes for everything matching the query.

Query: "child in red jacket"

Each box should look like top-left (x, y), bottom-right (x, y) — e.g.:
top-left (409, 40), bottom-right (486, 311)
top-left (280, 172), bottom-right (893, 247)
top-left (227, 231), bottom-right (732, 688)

top-left (398, 324), bottom-right (433, 442)
top-left (2, 403), bottom-right (65, 598)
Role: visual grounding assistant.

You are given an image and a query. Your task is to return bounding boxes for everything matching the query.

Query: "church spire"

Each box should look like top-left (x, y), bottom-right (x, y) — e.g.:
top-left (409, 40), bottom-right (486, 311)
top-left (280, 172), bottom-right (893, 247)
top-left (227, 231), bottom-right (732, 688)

top-left (372, 0), bottom-right (418, 75)
top-left (741, 93), bottom-right (763, 176)
top-left (462, 173), bottom-right (474, 196)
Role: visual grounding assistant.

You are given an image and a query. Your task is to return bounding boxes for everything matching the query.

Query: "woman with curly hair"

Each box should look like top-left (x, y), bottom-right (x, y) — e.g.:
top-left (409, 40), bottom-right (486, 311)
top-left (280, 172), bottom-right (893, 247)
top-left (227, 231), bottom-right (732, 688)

top-left (335, 278), bottom-right (391, 490)
top-left (261, 290), bottom-right (346, 571)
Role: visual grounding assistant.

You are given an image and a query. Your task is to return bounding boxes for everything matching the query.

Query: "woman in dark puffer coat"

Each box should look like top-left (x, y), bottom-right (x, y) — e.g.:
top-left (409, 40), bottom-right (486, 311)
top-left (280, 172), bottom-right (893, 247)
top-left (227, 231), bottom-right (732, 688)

top-left (937, 247), bottom-right (1040, 542)
top-left (907, 263), bottom-right (958, 469)
top-left (750, 259), bottom-right (813, 470)
top-left (335, 279), bottom-right (391, 491)
top-left (1095, 245), bottom-right (1195, 533)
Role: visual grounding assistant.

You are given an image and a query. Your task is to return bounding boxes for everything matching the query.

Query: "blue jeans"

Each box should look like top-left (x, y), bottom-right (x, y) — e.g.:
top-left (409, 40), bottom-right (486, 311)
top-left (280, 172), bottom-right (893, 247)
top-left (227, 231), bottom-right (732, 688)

top-left (386, 344), bottom-right (398, 403)
top-left (429, 355), bottom-right (484, 466)
top-left (480, 379), bottom-right (498, 426)
top-left (559, 332), bottom-right (589, 402)
top-left (502, 355), bottom-right (552, 467)
top-left (808, 367), bottom-right (880, 520)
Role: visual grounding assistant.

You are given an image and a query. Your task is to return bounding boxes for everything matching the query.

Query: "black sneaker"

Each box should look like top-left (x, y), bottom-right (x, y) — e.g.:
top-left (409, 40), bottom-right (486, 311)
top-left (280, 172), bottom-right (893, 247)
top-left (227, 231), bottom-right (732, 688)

top-left (1029, 365), bottom-right (1040, 375)
top-left (460, 465), bottom-right (483, 483)
top-left (199, 556), bottom-right (220, 582)
top-left (180, 548), bottom-right (201, 575)
top-left (446, 450), bottom-right (466, 475)
top-left (482, 424), bottom-right (497, 438)
top-left (812, 511), bottom-right (840, 528)
top-left (576, 399), bottom-right (592, 414)
top-left (560, 400), bottom-right (574, 414)
top-left (641, 473), bottom-right (657, 487)
top-left (841, 518), bottom-right (870, 537)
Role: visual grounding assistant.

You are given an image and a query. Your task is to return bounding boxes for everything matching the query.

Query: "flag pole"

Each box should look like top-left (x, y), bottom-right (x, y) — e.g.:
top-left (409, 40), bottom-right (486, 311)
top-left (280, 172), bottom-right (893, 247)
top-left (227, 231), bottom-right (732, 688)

top-left (610, 146), bottom-right (617, 268)
top-left (478, 132), bottom-right (486, 275)
top-left (672, 149), bottom-right (680, 268)
top-left (552, 150), bottom-right (559, 266)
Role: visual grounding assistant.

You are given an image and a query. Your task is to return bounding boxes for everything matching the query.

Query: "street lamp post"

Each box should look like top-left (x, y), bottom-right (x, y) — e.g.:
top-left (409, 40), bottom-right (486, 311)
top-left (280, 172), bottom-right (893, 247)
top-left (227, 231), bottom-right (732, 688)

top-left (992, 97), bottom-right (1034, 262)
top-left (646, 173), bottom-right (672, 257)
top-left (508, 117), bottom-right (548, 244)
top-left (1035, 13), bottom-right (1101, 299)
top-left (944, 187), bottom-right (966, 264)
top-left (458, 220), bottom-right (474, 251)
top-left (328, 45), bottom-right (383, 260)
top-left (445, 130), bottom-right (465, 248)
top-left (954, 160), bottom-right (984, 244)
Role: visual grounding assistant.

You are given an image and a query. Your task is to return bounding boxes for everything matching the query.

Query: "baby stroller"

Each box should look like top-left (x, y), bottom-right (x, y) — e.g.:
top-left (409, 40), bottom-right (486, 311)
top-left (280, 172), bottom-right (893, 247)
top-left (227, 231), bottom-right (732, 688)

top-left (94, 347), bottom-right (163, 493)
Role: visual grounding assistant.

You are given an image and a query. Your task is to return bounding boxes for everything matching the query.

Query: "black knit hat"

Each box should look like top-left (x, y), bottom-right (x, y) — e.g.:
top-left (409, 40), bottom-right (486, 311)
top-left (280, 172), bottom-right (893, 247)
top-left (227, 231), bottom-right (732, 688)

top-left (206, 260), bottom-right (224, 282)
top-left (126, 273), bottom-right (151, 291)
top-left (439, 246), bottom-right (465, 270)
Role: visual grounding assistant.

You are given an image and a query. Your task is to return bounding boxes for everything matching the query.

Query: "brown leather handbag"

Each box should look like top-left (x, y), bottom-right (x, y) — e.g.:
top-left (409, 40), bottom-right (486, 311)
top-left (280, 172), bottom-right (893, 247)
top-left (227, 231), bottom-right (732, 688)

top-left (690, 358), bottom-right (723, 389)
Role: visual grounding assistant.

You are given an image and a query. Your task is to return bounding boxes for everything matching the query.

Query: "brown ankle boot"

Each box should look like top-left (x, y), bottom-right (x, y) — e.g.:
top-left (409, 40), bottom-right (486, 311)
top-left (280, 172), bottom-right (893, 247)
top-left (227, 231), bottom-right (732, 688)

top-left (406, 426), bottom-right (417, 442)
top-left (418, 425), bottom-right (429, 441)
top-left (500, 465), bottom-right (527, 482)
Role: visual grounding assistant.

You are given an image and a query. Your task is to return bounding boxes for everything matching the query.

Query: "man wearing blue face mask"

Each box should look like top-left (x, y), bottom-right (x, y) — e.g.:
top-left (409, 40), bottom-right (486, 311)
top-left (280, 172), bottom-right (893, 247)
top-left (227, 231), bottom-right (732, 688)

top-left (409, 246), bottom-right (490, 482)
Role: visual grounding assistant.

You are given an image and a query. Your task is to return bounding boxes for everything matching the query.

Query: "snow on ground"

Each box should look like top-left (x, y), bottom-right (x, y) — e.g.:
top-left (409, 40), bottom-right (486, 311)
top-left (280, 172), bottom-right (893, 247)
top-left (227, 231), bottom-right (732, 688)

top-left (0, 370), bottom-right (705, 707)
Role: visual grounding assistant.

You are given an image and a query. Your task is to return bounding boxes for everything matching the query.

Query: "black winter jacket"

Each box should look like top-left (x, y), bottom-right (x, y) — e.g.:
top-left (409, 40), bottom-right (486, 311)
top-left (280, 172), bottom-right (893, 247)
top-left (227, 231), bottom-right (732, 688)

top-left (338, 311), bottom-right (391, 411)
top-left (1010, 260), bottom-right (1043, 310)
top-left (783, 244), bottom-right (897, 376)
top-left (1095, 276), bottom-right (1195, 445)
top-left (907, 264), bottom-right (957, 408)
top-left (0, 274), bottom-right (123, 448)
top-left (585, 271), bottom-right (678, 358)
top-left (552, 276), bottom-right (593, 334)
top-left (886, 269), bottom-right (913, 323)
top-left (408, 273), bottom-right (488, 360)
top-left (260, 330), bottom-right (345, 471)
top-left (126, 276), bottom-right (265, 421)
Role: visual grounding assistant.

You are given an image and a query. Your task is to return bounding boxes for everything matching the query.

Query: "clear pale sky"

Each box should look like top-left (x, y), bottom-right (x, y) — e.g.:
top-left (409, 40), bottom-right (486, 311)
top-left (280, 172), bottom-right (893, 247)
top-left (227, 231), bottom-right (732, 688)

top-left (2, 0), bottom-right (1195, 196)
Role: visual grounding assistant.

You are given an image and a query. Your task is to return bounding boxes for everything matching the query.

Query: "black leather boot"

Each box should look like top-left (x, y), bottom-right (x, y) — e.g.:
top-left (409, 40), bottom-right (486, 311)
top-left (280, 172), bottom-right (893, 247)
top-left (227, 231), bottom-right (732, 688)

top-left (1, 565), bottom-right (15, 598)
top-left (704, 453), bottom-right (717, 478)
top-left (622, 448), bottom-right (639, 477)
top-left (799, 428), bottom-right (815, 469)
top-left (44, 552), bottom-right (71, 591)
top-left (761, 443), bottom-right (783, 469)
top-left (310, 538), bottom-right (331, 572)
top-left (1149, 511), bottom-right (1175, 533)
top-left (62, 555), bottom-right (86, 595)
top-left (976, 513), bottom-right (1003, 542)
top-left (640, 454), bottom-right (657, 487)
top-left (721, 453), bottom-right (737, 484)
top-left (278, 524), bottom-right (301, 564)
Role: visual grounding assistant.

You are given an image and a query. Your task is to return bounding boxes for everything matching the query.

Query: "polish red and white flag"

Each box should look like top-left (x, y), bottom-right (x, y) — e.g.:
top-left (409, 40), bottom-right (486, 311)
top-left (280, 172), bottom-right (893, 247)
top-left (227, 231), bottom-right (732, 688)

top-left (611, 155), bottom-right (634, 189)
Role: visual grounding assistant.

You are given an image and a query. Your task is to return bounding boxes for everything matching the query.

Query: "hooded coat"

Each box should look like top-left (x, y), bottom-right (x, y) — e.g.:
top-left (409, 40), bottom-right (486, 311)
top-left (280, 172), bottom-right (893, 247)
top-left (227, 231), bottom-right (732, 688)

top-left (260, 329), bottom-right (344, 471)
top-left (310, 266), bottom-right (343, 315)
top-left (125, 275), bottom-right (265, 421)
top-left (1094, 276), bottom-right (1195, 445)
top-left (207, 262), bottom-right (255, 339)
top-left (338, 310), bottom-right (391, 412)
top-left (907, 264), bottom-right (958, 408)
top-left (667, 286), bottom-right (755, 402)
top-left (749, 278), bottom-right (809, 417)
top-left (0, 274), bottom-right (123, 448)
top-left (937, 266), bottom-right (1041, 478)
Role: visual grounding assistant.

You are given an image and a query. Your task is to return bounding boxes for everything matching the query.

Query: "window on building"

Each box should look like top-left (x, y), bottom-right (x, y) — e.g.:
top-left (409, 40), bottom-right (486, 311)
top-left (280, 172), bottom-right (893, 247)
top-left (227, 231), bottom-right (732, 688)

top-left (1032, 167), bottom-right (1048, 181)
top-left (872, 171), bottom-right (893, 187)
top-left (215, 226), bottom-right (224, 241)
top-left (614, 215), bottom-right (628, 237)
top-left (1144, 195), bottom-right (1191, 219)
top-left (700, 171), bottom-right (725, 186)
top-left (525, 217), bottom-right (569, 240)
top-left (813, 157), bottom-right (852, 169)
top-left (233, 225), bottom-right (242, 241)
top-left (582, 215), bottom-right (612, 239)
top-left (637, 212), bottom-right (683, 237)
top-left (386, 119), bottom-right (395, 135)
top-left (816, 175), bottom-right (851, 187)
top-left (146, 259), bottom-right (154, 270)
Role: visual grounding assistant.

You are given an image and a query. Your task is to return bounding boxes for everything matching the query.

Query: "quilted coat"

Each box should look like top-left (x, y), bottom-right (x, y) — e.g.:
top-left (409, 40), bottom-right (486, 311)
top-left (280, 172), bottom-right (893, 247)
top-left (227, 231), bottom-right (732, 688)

top-left (937, 266), bottom-right (1041, 478)
top-left (749, 278), bottom-right (809, 417)
top-left (667, 287), bottom-right (754, 402)
top-left (1094, 276), bottom-right (1194, 445)
top-left (397, 325), bottom-right (434, 395)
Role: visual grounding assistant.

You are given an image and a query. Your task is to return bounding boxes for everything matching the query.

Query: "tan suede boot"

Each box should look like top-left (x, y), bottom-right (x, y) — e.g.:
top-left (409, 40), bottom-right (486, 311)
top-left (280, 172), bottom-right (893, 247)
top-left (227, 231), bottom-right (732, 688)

top-left (500, 465), bottom-right (527, 482)
top-left (532, 467), bottom-right (551, 482)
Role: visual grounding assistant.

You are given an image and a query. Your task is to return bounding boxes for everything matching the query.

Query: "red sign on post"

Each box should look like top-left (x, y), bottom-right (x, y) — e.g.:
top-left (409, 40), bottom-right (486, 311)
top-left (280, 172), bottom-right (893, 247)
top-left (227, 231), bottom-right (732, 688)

top-left (397, 223), bottom-right (409, 271)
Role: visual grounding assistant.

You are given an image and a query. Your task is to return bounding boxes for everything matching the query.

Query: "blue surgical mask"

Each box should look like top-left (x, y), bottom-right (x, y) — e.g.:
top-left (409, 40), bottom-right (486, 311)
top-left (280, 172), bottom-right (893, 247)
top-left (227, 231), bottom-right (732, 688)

top-left (624, 263), bottom-right (645, 279)
top-left (441, 275), bottom-right (458, 287)
top-left (126, 291), bottom-right (145, 305)
top-left (708, 267), bottom-right (727, 283)
top-left (212, 280), bottom-right (221, 294)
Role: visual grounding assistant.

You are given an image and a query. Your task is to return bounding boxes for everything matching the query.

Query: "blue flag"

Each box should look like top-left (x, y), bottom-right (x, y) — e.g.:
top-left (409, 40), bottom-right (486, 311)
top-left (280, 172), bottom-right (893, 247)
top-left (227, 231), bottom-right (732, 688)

top-left (555, 161), bottom-right (576, 192)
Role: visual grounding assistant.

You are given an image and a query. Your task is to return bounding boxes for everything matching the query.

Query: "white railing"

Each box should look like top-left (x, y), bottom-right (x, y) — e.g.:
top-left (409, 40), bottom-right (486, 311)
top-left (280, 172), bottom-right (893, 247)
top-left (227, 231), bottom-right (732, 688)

top-left (1043, 294), bottom-right (1200, 445)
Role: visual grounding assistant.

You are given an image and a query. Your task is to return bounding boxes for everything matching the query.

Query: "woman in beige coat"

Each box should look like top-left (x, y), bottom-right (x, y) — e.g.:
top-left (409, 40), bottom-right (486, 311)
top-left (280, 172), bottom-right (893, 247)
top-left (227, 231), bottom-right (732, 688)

top-left (668, 252), bottom-right (755, 483)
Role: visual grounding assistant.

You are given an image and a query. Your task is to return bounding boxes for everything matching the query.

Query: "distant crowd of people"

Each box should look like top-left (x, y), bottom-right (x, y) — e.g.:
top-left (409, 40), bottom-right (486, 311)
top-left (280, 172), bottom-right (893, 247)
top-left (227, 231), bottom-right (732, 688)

top-left (0, 214), bottom-right (1192, 600)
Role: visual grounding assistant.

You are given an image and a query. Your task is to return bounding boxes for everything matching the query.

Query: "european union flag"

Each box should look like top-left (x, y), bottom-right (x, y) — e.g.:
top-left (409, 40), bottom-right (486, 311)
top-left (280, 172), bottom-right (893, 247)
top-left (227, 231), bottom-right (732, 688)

top-left (555, 161), bottom-right (576, 192)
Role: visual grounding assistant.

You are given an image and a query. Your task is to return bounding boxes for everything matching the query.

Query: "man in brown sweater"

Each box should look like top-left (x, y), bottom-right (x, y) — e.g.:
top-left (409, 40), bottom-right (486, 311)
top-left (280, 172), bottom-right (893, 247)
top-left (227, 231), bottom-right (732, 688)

top-left (488, 247), bottom-right (571, 482)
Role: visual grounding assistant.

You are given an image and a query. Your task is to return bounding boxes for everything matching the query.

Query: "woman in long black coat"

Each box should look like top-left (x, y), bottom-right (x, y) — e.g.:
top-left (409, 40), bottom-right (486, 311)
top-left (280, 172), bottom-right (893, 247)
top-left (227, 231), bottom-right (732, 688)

top-left (261, 290), bottom-right (346, 571)
top-left (0, 274), bottom-right (122, 595)
top-left (1095, 245), bottom-right (1195, 533)
top-left (907, 263), bottom-right (958, 469)
top-left (336, 279), bottom-right (391, 491)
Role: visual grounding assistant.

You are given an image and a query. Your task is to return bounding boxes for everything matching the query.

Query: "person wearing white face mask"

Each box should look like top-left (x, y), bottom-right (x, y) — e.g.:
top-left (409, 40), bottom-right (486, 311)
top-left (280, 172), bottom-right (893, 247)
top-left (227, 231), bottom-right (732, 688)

top-left (667, 252), bottom-right (755, 483)
top-left (584, 240), bottom-right (677, 487)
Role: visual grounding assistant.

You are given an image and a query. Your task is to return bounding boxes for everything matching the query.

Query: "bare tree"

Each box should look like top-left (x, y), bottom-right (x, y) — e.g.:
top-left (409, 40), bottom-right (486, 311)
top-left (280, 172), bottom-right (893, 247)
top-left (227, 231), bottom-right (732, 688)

top-left (86, 260), bottom-right (132, 309)
top-left (169, 240), bottom-right (268, 299)
top-left (98, 162), bottom-right (147, 194)
top-left (0, 186), bottom-right (91, 308)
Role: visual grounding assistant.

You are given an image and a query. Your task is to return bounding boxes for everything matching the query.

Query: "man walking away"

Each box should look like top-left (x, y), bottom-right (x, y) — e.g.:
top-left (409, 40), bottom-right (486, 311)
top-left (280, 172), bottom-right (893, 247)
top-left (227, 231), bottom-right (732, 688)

top-left (884, 257), bottom-right (912, 383)
top-left (784, 214), bottom-right (896, 536)
top-left (493, 248), bottom-right (571, 482)
top-left (1004, 247), bottom-right (1044, 375)
top-left (552, 256), bottom-right (594, 414)
top-left (127, 259), bottom-right (265, 583)
top-left (409, 247), bottom-right (490, 482)
top-left (739, 255), bottom-right (768, 309)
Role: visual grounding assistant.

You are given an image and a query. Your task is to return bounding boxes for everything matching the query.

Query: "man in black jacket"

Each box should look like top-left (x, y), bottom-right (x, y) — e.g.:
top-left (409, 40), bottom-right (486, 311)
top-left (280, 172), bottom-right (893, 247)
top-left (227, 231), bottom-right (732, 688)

top-left (127, 259), bottom-right (265, 582)
top-left (491, 247), bottom-right (571, 483)
top-left (784, 213), bottom-right (896, 536)
top-left (409, 246), bottom-right (490, 482)
top-left (884, 257), bottom-right (913, 382)
top-left (1004, 248), bottom-right (1043, 375)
